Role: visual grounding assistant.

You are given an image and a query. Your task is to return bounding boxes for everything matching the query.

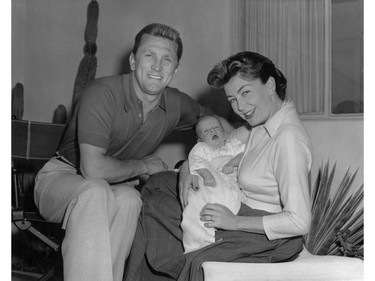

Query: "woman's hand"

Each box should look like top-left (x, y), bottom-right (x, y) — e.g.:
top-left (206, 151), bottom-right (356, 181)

top-left (178, 160), bottom-right (199, 208)
top-left (200, 203), bottom-right (238, 230)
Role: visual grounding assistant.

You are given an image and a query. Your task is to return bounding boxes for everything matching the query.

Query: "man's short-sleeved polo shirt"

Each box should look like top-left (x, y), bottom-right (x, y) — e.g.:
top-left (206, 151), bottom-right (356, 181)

top-left (59, 74), bottom-right (206, 166)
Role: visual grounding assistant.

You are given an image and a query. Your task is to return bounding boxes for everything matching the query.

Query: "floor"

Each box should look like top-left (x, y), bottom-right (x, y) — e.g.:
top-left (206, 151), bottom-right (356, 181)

top-left (12, 270), bottom-right (63, 281)
top-left (12, 271), bottom-right (44, 281)
top-left (12, 263), bottom-right (63, 281)
top-left (12, 172), bottom-right (64, 281)
top-left (12, 224), bottom-right (63, 281)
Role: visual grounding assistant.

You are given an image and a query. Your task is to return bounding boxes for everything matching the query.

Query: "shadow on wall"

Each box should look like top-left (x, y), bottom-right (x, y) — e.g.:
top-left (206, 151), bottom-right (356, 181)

top-left (116, 49), bottom-right (133, 75)
top-left (332, 100), bottom-right (363, 114)
top-left (197, 88), bottom-right (248, 128)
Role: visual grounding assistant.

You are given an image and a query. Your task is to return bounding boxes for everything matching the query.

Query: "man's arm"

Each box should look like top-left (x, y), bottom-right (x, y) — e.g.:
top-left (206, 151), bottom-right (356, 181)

top-left (79, 143), bottom-right (168, 183)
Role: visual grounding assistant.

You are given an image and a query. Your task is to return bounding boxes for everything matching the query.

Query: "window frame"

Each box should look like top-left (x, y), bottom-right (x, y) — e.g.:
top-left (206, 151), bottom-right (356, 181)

top-left (301, 0), bottom-right (363, 120)
top-left (231, 0), bottom-right (364, 120)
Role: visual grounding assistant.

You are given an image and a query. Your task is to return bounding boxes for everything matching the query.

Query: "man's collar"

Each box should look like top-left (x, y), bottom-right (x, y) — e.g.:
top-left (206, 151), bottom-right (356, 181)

top-left (123, 74), bottom-right (136, 112)
top-left (263, 101), bottom-right (293, 138)
top-left (158, 93), bottom-right (167, 111)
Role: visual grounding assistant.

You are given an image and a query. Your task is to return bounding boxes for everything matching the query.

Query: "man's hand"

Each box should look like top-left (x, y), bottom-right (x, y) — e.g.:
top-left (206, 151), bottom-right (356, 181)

top-left (125, 179), bottom-right (140, 187)
top-left (178, 160), bottom-right (199, 208)
top-left (143, 155), bottom-right (169, 175)
top-left (79, 143), bottom-right (167, 183)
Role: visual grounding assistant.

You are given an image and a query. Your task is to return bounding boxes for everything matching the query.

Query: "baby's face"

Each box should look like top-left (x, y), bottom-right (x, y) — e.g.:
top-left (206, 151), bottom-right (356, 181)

top-left (197, 116), bottom-right (226, 149)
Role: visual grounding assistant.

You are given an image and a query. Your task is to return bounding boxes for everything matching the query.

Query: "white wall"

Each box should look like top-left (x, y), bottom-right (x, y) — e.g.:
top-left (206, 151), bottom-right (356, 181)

top-left (303, 118), bottom-right (363, 193)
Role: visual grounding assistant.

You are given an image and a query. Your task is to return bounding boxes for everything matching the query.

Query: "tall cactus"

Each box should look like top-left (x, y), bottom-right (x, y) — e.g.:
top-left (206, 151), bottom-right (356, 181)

top-left (52, 104), bottom-right (68, 124)
top-left (72, 0), bottom-right (99, 109)
top-left (12, 82), bottom-right (24, 120)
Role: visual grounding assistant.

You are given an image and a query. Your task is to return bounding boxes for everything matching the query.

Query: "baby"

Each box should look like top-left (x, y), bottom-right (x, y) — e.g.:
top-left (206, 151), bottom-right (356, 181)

top-left (181, 115), bottom-right (249, 253)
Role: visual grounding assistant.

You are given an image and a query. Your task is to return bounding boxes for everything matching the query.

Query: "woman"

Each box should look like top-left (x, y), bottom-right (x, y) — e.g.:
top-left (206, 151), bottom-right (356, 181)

top-left (124, 51), bottom-right (313, 281)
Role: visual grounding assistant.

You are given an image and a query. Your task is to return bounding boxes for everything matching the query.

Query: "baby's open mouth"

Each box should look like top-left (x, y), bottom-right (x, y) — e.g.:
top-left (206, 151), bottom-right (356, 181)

top-left (212, 135), bottom-right (218, 140)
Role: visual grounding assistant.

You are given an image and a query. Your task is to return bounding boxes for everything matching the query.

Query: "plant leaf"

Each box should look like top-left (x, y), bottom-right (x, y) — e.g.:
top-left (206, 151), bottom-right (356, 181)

top-left (305, 160), bottom-right (363, 257)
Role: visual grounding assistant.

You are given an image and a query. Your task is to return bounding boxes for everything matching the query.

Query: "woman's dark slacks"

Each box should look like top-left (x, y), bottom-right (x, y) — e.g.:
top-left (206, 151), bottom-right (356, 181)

top-left (124, 171), bottom-right (303, 281)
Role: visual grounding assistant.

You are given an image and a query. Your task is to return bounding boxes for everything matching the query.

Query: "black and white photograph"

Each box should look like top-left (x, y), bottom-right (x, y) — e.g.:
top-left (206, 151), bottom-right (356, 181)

top-left (8, 0), bottom-right (367, 280)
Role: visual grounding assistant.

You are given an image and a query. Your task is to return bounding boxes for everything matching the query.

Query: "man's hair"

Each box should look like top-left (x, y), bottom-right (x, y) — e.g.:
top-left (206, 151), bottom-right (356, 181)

top-left (132, 23), bottom-right (183, 62)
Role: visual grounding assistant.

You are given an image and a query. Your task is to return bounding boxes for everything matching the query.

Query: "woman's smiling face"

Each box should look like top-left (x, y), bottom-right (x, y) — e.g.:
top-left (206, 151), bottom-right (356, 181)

top-left (224, 74), bottom-right (274, 127)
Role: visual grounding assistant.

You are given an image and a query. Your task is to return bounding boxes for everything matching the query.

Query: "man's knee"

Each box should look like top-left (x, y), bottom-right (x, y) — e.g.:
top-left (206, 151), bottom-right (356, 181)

top-left (114, 185), bottom-right (142, 214)
top-left (79, 179), bottom-right (113, 205)
top-left (62, 179), bottom-right (113, 230)
top-left (83, 178), bottom-right (110, 191)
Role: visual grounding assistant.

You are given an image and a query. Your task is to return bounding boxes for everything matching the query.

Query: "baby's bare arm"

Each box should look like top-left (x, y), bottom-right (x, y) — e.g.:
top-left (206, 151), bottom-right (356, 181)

top-left (222, 152), bottom-right (244, 174)
top-left (196, 168), bottom-right (216, 186)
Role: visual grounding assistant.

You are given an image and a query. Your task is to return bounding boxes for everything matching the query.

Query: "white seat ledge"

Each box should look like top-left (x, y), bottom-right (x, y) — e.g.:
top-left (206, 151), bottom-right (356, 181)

top-left (202, 248), bottom-right (363, 281)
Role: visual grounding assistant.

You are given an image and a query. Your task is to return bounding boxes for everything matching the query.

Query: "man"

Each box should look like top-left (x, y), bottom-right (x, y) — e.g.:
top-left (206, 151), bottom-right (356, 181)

top-left (34, 23), bottom-right (222, 281)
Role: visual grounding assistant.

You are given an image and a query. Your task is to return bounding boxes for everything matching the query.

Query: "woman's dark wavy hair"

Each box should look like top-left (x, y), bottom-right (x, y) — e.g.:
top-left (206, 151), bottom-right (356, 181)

top-left (207, 51), bottom-right (287, 100)
top-left (132, 23), bottom-right (183, 62)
